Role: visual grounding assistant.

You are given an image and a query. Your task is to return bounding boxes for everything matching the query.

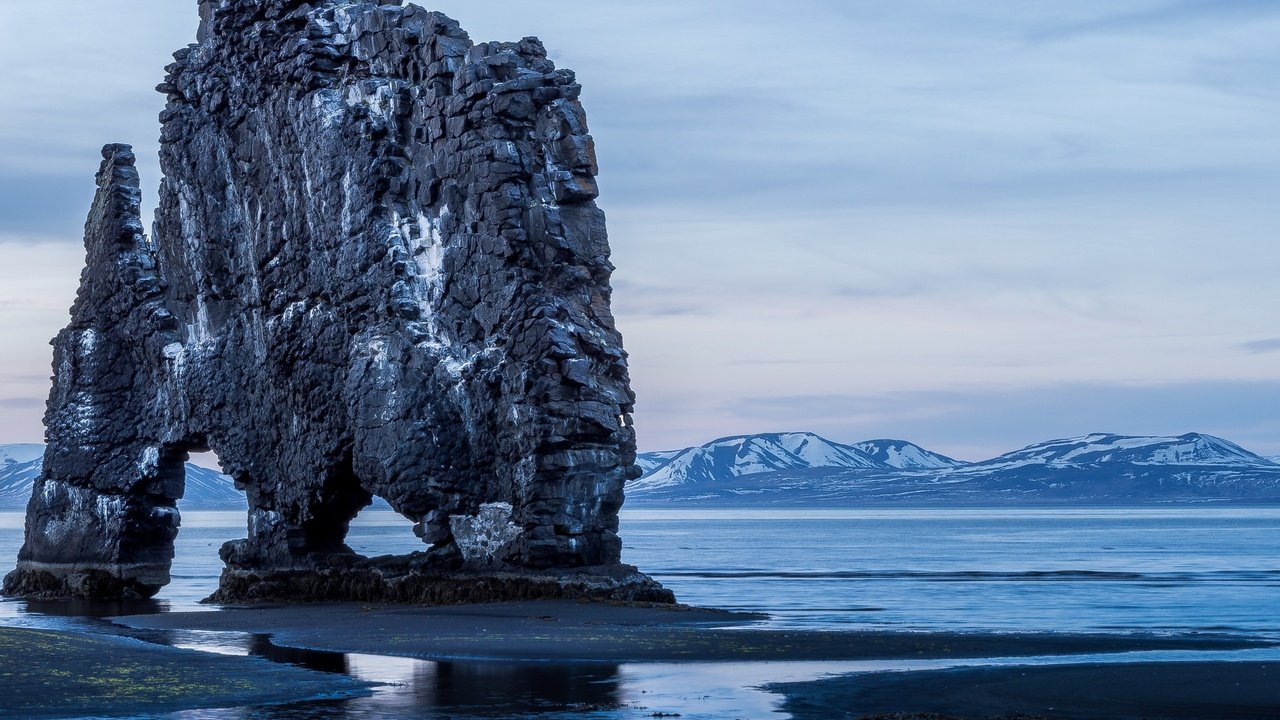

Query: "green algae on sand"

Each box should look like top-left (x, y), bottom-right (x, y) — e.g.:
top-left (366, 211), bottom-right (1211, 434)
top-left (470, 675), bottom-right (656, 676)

top-left (0, 627), bottom-right (369, 718)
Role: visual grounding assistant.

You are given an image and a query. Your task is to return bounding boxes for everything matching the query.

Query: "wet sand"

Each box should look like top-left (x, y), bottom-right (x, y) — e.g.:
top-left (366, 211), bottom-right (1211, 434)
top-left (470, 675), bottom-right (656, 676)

top-left (113, 600), bottom-right (1264, 663)
top-left (0, 626), bottom-right (369, 718)
top-left (772, 661), bottom-right (1279, 719)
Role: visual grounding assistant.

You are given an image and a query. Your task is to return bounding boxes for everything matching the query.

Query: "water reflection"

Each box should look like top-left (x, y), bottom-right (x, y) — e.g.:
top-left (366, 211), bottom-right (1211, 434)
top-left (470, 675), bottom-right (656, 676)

top-left (20, 597), bottom-right (170, 618)
top-left (160, 635), bottom-right (629, 720)
top-left (243, 634), bottom-right (624, 715)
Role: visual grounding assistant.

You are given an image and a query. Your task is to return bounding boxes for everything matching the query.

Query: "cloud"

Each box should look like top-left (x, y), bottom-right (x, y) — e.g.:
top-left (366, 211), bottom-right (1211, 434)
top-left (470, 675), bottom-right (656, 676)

top-left (0, 397), bottom-right (43, 410)
top-left (1240, 338), bottom-right (1280, 354)
top-left (1027, 0), bottom-right (1280, 43)
top-left (611, 281), bottom-right (712, 319)
top-left (0, 173), bottom-right (96, 237)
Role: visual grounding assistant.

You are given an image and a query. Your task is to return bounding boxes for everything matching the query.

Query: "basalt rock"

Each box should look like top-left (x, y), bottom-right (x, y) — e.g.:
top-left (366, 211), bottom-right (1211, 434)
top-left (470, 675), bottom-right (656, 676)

top-left (4, 0), bottom-right (671, 605)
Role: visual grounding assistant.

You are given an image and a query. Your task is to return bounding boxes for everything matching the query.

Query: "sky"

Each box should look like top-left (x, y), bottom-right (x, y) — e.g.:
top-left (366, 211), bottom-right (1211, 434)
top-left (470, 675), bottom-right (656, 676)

top-left (0, 1), bottom-right (1278, 460)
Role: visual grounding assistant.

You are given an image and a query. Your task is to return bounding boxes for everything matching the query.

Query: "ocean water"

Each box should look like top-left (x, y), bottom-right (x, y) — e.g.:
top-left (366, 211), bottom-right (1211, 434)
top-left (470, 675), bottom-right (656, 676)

top-left (1, 507), bottom-right (1277, 718)
top-left (622, 507), bottom-right (1280, 637)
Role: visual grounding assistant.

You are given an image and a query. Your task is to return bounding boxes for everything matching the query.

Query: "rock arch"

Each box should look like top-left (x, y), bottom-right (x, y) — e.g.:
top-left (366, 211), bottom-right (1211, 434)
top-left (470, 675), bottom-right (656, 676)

top-left (4, 0), bottom-right (670, 604)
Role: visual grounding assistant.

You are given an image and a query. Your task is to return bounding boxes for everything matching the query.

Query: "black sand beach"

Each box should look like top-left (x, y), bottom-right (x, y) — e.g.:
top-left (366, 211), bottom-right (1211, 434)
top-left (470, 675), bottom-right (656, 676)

top-left (774, 661), bottom-right (1279, 720)
top-left (0, 626), bottom-right (369, 718)
top-left (105, 600), bottom-right (1279, 719)
top-left (0, 600), bottom-right (1268, 718)
top-left (113, 600), bottom-right (1264, 663)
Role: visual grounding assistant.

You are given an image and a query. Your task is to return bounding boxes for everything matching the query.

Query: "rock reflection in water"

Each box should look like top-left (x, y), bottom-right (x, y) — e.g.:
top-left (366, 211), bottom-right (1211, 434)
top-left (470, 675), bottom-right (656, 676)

top-left (173, 635), bottom-right (626, 719)
top-left (19, 597), bottom-right (170, 619)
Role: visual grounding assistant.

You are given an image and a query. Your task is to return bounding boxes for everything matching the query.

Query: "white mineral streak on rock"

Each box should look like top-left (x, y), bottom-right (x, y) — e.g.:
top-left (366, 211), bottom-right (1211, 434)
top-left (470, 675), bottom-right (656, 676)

top-left (346, 81), bottom-right (395, 120)
top-left (140, 446), bottom-right (160, 475)
top-left (313, 88), bottom-right (346, 127)
top-left (78, 328), bottom-right (98, 357)
top-left (449, 502), bottom-right (520, 563)
top-left (340, 169), bottom-right (355, 237)
top-left (95, 494), bottom-right (125, 522)
top-left (413, 211), bottom-right (446, 297)
top-left (69, 393), bottom-right (96, 434)
top-left (248, 508), bottom-right (281, 539)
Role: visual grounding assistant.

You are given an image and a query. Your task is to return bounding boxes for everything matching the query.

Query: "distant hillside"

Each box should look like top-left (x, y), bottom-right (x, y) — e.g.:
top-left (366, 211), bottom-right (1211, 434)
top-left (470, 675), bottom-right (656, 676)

top-left (631, 432), bottom-right (962, 494)
top-left (628, 432), bottom-right (1280, 505)
top-left (0, 445), bottom-right (246, 511)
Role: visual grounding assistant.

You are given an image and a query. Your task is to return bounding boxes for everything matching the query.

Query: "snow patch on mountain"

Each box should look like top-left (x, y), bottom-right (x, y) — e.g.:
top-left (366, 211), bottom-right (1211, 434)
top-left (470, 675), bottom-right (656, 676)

top-left (635, 450), bottom-right (680, 475)
top-left (633, 432), bottom-right (885, 492)
top-left (853, 439), bottom-right (962, 470)
top-left (969, 433), bottom-right (1277, 471)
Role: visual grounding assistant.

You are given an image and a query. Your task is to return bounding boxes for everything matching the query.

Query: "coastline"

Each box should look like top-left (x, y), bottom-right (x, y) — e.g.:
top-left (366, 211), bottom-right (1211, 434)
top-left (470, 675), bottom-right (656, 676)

top-left (111, 600), bottom-right (1267, 664)
top-left (0, 600), bottom-right (1271, 718)
top-left (6, 507), bottom-right (1279, 718)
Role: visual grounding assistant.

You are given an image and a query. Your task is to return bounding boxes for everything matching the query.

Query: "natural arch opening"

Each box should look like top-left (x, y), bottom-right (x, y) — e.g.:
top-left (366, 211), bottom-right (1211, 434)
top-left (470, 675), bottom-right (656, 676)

top-left (347, 498), bottom-right (425, 558)
top-left (182, 448), bottom-right (249, 511)
top-left (167, 446), bottom-right (247, 607)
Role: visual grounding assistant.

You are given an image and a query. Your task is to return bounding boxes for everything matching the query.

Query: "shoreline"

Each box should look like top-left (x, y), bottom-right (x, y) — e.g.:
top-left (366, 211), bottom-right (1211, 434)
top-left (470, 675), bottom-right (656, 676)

top-left (112, 600), bottom-right (1269, 664)
top-left (1, 599), bottom-right (1274, 719)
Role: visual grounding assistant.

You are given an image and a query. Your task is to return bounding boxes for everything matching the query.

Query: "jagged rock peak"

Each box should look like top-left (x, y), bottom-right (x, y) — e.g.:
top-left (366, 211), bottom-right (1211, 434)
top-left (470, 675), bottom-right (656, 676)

top-left (5, 1), bottom-right (669, 606)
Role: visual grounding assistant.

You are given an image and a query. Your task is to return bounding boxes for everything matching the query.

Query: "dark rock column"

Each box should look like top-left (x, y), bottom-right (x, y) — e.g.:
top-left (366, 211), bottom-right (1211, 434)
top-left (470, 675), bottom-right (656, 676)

top-left (3, 146), bottom-right (186, 599)
top-left (5, 2), bottom-right (672, 606)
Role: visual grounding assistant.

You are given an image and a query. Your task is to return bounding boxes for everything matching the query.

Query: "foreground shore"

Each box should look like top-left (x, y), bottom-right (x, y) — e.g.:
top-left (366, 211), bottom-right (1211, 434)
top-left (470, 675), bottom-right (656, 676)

top-left (774, 661), bottom-right (1279, 720)
top-left (113, 600), bottom-right (1262, 663)
top-left (0, 626), bottom-right (369, 718)
top-left (6, 600), bottom-right (1272, 719)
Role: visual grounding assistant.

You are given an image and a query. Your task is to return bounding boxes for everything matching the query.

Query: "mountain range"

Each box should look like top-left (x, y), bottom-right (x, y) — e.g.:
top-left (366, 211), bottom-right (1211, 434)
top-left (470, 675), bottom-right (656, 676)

top-left (0, 444), bottom-right (245, 511)
top-left (6, 432), bottom-right (1280, 511)
top-left (628, 432), bottom-right (1280, 505)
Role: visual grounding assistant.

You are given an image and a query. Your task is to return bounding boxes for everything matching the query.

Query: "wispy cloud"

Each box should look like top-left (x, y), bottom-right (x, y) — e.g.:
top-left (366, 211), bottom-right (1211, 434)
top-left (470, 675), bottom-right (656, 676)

top-left (0, 397), bottom-right (43, 410)
top-left (1027, 0), bottom-right (1280, 43)
top-left (611, 281), bottom-right (712, 319)
top-left (0, 173), bottom-right (96, 237)
top-left (1240, 338), bottom-right (1280, 354)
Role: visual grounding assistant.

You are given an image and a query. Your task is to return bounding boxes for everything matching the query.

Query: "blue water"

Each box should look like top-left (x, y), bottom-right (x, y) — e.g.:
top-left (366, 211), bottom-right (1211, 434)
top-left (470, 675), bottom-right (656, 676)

top-left (621, 507), bottom-right (1280, 637)
top-left (1, 507), bottom-right (1278, 719)
top-left (2, 507), bottom-right (1278, 635)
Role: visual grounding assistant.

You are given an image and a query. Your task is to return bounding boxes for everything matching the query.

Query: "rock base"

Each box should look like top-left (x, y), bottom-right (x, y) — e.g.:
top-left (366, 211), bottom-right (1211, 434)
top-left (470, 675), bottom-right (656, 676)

top-left (4, 562), bottom-right (168, 601)
top-left (206, 558), bottom-right (675, 606)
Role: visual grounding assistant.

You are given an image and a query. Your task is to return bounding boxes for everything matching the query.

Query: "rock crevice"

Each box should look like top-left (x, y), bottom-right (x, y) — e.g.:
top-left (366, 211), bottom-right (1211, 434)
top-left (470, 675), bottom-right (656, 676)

top-left (4, 0), bottom-right (670, 605)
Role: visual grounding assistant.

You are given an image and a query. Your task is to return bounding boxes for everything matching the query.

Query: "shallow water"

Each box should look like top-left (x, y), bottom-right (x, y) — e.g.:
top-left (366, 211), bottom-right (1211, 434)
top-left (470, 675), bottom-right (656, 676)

top-left (1, 507), bottom-right (1277, 718)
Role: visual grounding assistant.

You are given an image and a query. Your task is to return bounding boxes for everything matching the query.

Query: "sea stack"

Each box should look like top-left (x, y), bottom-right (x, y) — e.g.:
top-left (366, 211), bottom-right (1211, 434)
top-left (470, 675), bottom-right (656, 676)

top-left (4, 0), bottom-right (671, 605)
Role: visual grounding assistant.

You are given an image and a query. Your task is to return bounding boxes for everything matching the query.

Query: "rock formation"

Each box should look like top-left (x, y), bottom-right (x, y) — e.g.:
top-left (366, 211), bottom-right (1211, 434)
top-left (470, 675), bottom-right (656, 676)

top-left (4, 0), bottom-right (672, 605)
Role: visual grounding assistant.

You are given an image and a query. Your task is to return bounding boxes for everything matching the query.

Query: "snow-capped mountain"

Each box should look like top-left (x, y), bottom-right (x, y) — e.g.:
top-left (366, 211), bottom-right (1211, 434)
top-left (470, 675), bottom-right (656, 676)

top-left (635, 449), bottom-right (681, 475)
top-left (852, 439), bottom-right (962, 470)
top-left (632, 432), bottom-right (885, 492)
top-left (969, 433), bottom-right (1274, 470)
top-left (0, 444), bottom-right (246, 511)
top-left (628, 432), bottom-right (1280, 505)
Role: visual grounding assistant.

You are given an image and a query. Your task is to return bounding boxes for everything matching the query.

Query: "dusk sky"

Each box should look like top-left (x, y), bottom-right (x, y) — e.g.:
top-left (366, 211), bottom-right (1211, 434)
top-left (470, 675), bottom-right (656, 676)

top-left (1, 1), bottom-right (1278, 460)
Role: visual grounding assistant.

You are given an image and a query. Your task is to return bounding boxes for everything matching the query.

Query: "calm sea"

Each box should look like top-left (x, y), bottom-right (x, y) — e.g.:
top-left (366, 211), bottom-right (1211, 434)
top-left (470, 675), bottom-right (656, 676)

top-left (1, 507), bottom-right (1277, 718)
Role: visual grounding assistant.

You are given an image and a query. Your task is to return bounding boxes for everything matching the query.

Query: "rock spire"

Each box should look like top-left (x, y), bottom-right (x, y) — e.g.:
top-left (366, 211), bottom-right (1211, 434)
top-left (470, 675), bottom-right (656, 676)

top-left (4, 1), bottom-right (670, 604)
